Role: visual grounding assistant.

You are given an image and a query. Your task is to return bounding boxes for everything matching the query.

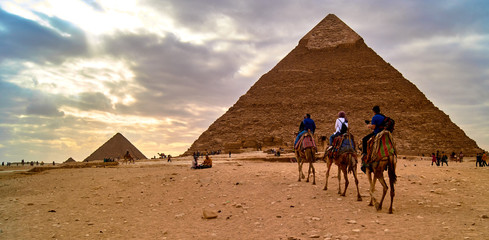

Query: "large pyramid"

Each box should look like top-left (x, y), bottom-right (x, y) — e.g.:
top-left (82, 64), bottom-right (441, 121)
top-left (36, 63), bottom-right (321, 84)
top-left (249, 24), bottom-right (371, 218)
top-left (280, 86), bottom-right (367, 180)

top-left (84, 133), bottom-right (147, 161)
top-left (185, 14), bottom-right (480, 156)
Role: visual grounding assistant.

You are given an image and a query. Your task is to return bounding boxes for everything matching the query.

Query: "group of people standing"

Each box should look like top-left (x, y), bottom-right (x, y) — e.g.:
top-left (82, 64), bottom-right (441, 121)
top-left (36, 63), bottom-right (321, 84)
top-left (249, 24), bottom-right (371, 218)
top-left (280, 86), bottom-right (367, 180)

top-left (476, 151), bottom-right (488, 167)
top-left (431, 151), bottom-right (451, 166)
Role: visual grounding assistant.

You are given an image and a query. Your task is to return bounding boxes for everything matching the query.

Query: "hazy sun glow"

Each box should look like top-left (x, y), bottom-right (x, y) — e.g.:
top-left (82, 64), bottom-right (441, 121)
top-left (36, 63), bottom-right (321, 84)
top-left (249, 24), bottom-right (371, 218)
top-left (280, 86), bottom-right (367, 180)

top-left (60, 106), bottom-right (165, 127)
top-left (3, 57), bottom-right (139, 107)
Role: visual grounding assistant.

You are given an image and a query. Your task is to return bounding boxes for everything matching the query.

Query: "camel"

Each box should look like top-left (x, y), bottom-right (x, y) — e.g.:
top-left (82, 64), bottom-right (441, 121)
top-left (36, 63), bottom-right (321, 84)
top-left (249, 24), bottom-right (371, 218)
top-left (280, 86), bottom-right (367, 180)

top-left (123, 151), bottom-right (135, 164)
top-left (295, 132), bottom-right (316, 185)
top-left (322, 133), bottom-right (362, 201)
top-left (364, 130), bottom-right (397, 214)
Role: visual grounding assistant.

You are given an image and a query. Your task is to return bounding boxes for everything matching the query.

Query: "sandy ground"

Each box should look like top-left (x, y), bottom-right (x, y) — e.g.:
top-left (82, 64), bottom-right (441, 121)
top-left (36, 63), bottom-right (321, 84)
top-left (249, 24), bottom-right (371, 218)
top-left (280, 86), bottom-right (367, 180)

top-left (0, 152), bottom-right (488, 240)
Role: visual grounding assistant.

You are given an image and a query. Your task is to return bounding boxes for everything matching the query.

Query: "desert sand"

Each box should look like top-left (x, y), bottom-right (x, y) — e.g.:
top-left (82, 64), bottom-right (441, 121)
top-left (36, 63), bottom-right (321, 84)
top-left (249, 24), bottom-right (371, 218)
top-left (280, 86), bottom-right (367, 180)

top-left (0, 152), bottom-right (488, 240)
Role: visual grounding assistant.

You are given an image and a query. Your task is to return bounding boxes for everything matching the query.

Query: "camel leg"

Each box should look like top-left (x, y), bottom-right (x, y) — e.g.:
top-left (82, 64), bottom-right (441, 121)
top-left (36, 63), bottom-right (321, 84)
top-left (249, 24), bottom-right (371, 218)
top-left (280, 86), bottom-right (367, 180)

top-left (310, 161), bottom-right (316, 185)
top-left (305, 148), bottom-right (315, 184)
top-left (296, 151), bottom-right (304, 182)
top-left (306, 159), bottom-right (311, 183)
top-left (341, 154), bottom-right (352, 197)
top-left (337, 166), bottom-right (342, 195)
top-left (388, 157), bottom-right (397, 214)
top-left (367, 168), bottom-right (375, 206)
top-left (323, 157), bottom-right (332, 190)
top-left (376, 174), bottom-right (388, 212)
top-left (299, 153), bottom-right (305, 179)
top-left (341, 166), bottom-right (349, 197)
top-left (310, 149), bottom-right (316, 185)
top-left (388, 169), bottom-right (395, 214)
top-left (352, 165), bottom-right (362, 201)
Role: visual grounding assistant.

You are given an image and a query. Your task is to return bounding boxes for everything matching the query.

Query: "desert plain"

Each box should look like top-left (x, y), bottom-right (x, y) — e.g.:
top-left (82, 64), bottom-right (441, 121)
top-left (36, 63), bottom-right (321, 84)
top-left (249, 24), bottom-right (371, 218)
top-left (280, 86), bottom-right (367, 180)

top-left (0, 152), bottom-right (488, 240)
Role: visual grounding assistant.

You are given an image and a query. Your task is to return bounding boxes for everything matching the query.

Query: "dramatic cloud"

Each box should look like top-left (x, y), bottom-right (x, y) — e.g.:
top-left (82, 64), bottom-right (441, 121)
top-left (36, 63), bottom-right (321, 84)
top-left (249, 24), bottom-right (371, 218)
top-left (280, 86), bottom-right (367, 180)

top-left (0, 0), bottom-right (488, 163)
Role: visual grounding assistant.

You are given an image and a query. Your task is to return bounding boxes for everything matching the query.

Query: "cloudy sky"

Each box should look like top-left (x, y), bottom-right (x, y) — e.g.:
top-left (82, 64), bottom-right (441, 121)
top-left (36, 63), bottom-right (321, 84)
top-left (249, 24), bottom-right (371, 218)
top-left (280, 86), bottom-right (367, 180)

top-left (0, 0), bottom-right (488, 163)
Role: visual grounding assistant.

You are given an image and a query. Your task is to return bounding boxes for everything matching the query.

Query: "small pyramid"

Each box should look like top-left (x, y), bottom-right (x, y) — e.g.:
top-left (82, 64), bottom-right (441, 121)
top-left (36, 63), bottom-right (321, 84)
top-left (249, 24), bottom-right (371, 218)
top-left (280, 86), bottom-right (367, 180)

top-left (184, 14), bottom-right (480, 156)
top-left (64, 157), bottom-right (76, 163)
top-left (84, 133), bottom-right (147, 162)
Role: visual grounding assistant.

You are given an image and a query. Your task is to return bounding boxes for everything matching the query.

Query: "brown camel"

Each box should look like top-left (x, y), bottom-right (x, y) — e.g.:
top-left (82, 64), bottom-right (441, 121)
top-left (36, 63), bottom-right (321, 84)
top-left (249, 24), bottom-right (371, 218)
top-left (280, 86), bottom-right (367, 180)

top-left (123, 151), bottom-right (135, 164)
top-left (295, 147), bottom-right (316, 184)
top-left (322, 134), bottom-right (362, 201)
top-left (365, 130), bottom-right (397, 214)
top-left (295, 133), bottom-right (316, 185)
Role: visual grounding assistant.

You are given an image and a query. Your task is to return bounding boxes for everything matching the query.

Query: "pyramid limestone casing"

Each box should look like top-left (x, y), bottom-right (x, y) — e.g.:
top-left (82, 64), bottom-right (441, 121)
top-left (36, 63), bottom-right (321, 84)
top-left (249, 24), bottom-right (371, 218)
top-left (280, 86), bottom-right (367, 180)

top-left (185, 14), bottom-right (480, 156)
top-left (84, 133), bottom-right (147, 161)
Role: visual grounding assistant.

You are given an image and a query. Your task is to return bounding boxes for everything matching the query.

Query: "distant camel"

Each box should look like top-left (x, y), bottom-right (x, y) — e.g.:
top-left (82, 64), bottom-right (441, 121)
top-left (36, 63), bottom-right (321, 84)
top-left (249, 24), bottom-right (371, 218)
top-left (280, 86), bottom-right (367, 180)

top-left (322, 133), bottom-right (362, 201)
top-left (123, 151), bottom-right (135, 164)
top-left (295, 132), bottom-right (316, 185)
top-left (364, 130), bottom-right (397, 214)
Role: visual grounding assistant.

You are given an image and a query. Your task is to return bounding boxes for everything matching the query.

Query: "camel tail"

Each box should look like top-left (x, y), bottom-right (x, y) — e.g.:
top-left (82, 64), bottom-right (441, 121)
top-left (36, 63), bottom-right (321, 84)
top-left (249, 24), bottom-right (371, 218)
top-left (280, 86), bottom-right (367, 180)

top-left (347, 153), bottom-right (354, 174)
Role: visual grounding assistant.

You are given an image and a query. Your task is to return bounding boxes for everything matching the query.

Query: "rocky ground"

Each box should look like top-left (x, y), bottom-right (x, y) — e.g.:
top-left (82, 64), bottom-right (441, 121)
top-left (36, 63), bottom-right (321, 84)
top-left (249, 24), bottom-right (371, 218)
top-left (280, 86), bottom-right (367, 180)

top-left (0, 152), bottom-right (488, 239)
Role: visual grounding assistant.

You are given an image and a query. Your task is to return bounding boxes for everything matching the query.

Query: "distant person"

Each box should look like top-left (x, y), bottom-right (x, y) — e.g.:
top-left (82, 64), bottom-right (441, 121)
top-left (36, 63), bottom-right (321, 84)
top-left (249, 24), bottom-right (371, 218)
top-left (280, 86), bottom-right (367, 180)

top-left (431, 153), bottom-right (437, 166)
top-left (436, 150), bottom-right (441, 166)
top-left (167, 155), bottom-right (172, 162)
top-left (459, 151), bottom-right (464, 162)
top-left (362, 106), bottom-right (385, 157)
top-left (329, 111), bottom-right (348, 148)
top-left (476, 153), bottom-right (482, 167)
top-left (229, 151), bottom-right (231, 158)
top-left (200, 155), bottom-right (212, 168)
top-left (295, 113), bottom-right (316, 146)
top-left (482, 152), bottom-right (487, 167)
top-left (450, 152), bottom-right (456, 161)
top-left (440, 152), bottom-right (448, 166)
top-left (191, 153), bottom-right (199, 169)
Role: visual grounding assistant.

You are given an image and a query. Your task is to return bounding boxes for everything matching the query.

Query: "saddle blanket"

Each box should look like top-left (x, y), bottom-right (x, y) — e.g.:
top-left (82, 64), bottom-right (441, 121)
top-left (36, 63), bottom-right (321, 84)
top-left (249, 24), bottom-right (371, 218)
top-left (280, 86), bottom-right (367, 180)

top-left (295, 134), bottom-right (316, 150)
top-left (376, 134), bottom-right (395, 160)
top-left (329, 134), bottom-right (355, 159)
top-left (302, 135), bottom-right (316, 149)
top-left (366, 130), bottom-right (396, 163)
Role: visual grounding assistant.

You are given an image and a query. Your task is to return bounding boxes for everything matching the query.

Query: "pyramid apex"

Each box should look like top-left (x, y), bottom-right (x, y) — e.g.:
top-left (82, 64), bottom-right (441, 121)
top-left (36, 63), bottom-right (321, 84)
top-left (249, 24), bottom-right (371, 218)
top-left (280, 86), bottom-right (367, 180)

top-left (300, 13), bottom-right (362, 49)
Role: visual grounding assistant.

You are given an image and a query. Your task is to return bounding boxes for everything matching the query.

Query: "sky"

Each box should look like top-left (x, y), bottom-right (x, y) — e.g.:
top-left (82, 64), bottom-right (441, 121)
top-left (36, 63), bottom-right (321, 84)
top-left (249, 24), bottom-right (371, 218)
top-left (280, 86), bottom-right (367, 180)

top-left (0, 0), bottom-right (488, 163)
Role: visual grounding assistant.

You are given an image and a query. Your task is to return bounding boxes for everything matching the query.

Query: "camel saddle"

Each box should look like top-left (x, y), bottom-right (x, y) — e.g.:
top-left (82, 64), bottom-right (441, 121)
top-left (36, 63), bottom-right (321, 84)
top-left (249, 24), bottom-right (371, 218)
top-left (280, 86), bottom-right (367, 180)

top-left (295, 132), bottom-right (317, 151)
top-left (328, 133), bottom-right (356, 159)
top-left (364, 130), bottom-right (397, 164)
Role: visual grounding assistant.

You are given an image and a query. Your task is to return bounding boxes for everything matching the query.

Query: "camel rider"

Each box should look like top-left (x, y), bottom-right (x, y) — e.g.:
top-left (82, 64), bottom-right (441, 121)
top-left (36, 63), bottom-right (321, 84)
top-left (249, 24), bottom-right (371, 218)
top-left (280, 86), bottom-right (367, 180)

top-left (124, 151), bottom-right (132, 159)
top-left (329, 111), bottom-right (348, 148)
top-left (298, 115), bottom-right (306, 132)
top-left (362, 106), bottom-right (385, 157)
top-left (295, 113), bottom-right (316, 146)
